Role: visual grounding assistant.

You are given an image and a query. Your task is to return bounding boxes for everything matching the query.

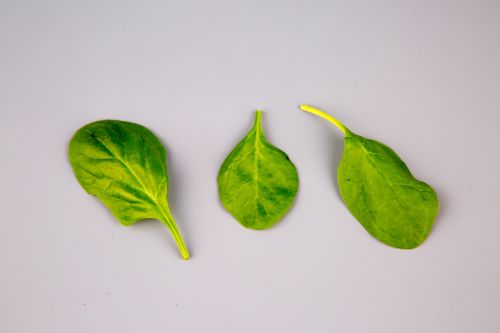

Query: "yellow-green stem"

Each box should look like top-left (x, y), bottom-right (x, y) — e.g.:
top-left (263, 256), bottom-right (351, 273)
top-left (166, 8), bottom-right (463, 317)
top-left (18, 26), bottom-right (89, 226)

top-left (299, 104), bottom-right (351, 136)
top-left (158, 205), bottom-right (190, 260)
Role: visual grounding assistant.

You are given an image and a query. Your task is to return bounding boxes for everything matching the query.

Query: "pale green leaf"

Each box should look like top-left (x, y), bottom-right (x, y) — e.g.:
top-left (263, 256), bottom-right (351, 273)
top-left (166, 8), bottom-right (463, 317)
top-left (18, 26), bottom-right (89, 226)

top-left (217, 111), bottom-right (299, 229)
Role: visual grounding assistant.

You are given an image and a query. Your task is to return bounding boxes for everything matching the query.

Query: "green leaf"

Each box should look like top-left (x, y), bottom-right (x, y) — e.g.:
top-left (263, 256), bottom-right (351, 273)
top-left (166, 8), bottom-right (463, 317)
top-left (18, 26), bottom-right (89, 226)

top-left (300, 105), bottom-right (438, 249)
top-left (68, 120), bottom-right (190, 259)
top-left (217, 111), bottom-right (299, 230)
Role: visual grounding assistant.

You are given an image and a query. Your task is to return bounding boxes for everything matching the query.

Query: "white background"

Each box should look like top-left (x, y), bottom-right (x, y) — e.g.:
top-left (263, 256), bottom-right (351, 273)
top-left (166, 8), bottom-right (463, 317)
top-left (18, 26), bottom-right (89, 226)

top-left (1, 1), bottom-right (499, 332)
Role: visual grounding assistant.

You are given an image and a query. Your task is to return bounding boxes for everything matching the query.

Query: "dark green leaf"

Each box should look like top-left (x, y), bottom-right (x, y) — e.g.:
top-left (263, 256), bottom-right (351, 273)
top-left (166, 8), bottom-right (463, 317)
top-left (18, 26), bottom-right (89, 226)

top-left (68, 120), bottom-right (189, 259)
top-left (217, 111), bottom-right (299, 229)
top-left (300, 105), bottom-right (438, 249)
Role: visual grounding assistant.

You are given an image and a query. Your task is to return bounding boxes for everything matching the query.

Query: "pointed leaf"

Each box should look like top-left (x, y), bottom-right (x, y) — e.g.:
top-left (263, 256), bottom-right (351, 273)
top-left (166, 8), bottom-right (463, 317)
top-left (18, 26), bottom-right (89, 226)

top-left (217, 111), bottom-right (299, 229)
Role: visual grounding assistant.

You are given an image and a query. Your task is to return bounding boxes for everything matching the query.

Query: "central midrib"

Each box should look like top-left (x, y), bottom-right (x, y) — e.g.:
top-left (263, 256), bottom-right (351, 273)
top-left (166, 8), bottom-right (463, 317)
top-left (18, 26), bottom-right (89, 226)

top-left (356, 141), bottom-right (405, 209)
top-left (253, 132), bottom-right (260, 223)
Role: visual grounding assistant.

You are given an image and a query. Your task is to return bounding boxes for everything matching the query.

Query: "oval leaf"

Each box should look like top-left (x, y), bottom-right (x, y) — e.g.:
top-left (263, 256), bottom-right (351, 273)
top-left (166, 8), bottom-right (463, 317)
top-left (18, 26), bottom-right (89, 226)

top-left (68, 120), bottom-right (190, 259)
top-left (300, 105), bottom-right (438, 249)
top-left (217, 111), bottom-right (299, 229)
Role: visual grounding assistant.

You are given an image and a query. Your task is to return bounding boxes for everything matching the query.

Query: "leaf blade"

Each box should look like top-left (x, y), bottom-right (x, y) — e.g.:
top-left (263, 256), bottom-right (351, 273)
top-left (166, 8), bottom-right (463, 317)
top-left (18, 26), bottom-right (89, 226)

top-left (339, 134), bottom-right (438, 248)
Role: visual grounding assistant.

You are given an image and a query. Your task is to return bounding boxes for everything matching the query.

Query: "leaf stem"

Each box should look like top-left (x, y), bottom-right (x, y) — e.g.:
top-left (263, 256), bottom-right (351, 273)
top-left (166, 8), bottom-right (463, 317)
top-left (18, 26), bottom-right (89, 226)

top-left (158, 204), bottom-right (190, 260)
top-left (299, 104), bottom-right (351, 136)
top-left (254, 110), bottom-right (263, 135)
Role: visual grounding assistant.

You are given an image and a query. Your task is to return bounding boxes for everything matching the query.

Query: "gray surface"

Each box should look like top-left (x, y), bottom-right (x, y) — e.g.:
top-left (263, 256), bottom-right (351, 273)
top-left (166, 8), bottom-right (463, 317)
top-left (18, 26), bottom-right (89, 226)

top-left (1, 1), bottom-right (500, 332)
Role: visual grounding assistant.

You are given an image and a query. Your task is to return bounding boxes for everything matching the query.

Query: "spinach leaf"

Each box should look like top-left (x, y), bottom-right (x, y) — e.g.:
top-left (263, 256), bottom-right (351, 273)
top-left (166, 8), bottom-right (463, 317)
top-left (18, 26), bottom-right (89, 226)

top-left (217, 111), bottom-right (299, 229)
top-left (68, 120), bottom-right (190, 259)
top-left (300, 105), bottom-right (438, 249)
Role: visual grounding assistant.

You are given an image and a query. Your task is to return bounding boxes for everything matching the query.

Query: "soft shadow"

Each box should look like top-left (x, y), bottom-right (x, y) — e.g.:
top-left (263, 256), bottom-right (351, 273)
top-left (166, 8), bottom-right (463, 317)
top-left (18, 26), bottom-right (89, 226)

top-left (132, 219), bottom-right (180, 255)
top-left (425, 182), bottom-right (447, 243)
top-left (318, 121), bottom-right (345, 198)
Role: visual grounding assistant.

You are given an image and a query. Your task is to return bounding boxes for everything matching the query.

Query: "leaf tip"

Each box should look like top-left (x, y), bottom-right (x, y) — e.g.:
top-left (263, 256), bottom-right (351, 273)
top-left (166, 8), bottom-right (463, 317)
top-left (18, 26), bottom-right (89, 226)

top-left (298, 104), bottom-right (311, 111)
top-left (253, 110), bottom-right (264, 133)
